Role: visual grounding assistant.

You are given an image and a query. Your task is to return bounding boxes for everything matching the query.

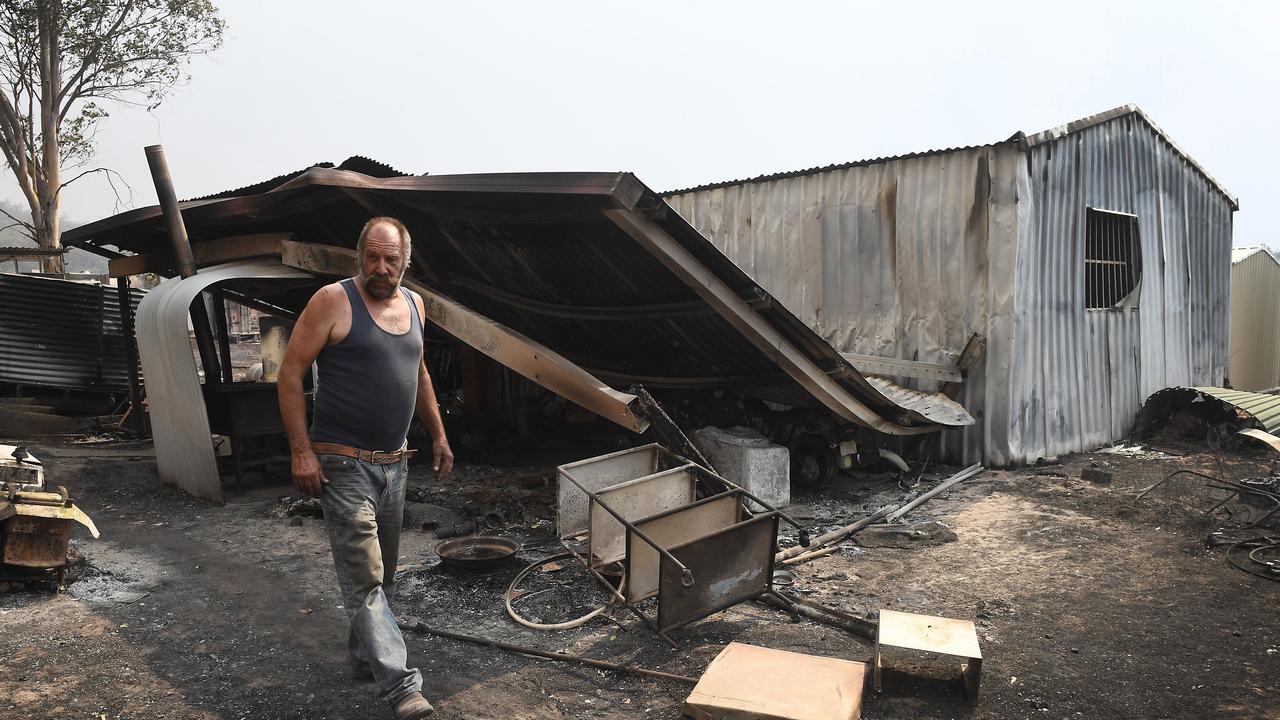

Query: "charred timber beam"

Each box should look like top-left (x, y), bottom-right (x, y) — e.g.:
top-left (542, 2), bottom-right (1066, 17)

top-left (602, 208), bottom-right (933, 436)
top-left (211, 288), bottom-right (234, 384)
top-left (116, 276), bottom-right (145, 432)
top-left (837, 353), bottom-right (963, 384)
top-left (942, 333), bottom-right (986, 398)
top-left (407, 280), bottom-right (650, 434)
top-left (107, 233), bottom-right (290, 277)
top-left (276, 242), bottom-right (649, 434)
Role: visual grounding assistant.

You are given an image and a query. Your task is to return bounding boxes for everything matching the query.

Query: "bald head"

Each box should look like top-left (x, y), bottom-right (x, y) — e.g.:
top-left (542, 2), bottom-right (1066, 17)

top-left (356, 216), bottom-right (412, 299)
top-left (356, 216), bottom-right (412, 262)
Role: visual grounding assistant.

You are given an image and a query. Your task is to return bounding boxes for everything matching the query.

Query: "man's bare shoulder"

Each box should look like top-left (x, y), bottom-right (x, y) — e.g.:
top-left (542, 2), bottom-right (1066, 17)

top-left (307, 281), bottom-right (349, 309)
top-left (405, 287), bottom-right (427, 313)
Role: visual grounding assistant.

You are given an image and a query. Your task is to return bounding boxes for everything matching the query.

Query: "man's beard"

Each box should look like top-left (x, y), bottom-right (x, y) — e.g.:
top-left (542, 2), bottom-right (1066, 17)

top-left (362, 272), bottom-right (399, 299)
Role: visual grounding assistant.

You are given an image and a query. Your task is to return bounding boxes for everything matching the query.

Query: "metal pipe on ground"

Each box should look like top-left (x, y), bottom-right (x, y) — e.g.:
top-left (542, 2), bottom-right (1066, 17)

top-left (884, 463), bottom-right (983, 521)
top-left (775, 506), bottom-right (891, 562)
top-left (780, 545), bottom-right (838, 565)
top-left (756, 592), bottom-right (878, 643)
top-left (774, 463), bottom-right (984, 565)
top-left (400, 621), bottom-right (698, 684)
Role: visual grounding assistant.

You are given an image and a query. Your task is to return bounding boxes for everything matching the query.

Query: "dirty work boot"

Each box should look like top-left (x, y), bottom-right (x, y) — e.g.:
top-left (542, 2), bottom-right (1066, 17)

top-left (393, 692), bottom-right (434, 719)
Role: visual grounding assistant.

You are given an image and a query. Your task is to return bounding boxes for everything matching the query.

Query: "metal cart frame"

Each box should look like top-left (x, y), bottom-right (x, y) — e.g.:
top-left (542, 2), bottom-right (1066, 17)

top-left (555, 443), bottom-right (809, 644)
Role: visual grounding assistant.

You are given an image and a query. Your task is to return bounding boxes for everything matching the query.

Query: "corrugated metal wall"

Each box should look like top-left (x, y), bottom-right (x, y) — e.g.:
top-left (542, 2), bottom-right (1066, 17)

top-left (664, 145), bottom-right (1026, 463)
top-left (0, 273), bottom-right (144, 393)
top-left (1011, 114), bottom-right (1233, 463)
top-left (1228, 251), bottom-right (1280, 391)
top-left (665, 111), bottom-right (1234, 466)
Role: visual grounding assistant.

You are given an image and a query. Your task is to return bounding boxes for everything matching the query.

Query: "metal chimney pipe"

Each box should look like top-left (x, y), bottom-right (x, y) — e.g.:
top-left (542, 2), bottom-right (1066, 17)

top-left (144, 144), bottom-right (222, 384)
top-left (144, 145), bottom-right (199, 278)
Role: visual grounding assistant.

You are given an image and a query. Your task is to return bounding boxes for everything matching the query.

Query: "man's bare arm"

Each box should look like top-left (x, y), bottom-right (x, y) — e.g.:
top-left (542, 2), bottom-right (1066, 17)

top-left (278, 285), bottom-right (341, 497)
top-left (412, 292), bottom-right (453, 480)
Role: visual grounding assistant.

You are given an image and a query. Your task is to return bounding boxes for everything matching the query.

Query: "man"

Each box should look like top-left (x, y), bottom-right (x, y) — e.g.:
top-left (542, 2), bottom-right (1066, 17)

top-left (278, 216), bottom-right (453, 720)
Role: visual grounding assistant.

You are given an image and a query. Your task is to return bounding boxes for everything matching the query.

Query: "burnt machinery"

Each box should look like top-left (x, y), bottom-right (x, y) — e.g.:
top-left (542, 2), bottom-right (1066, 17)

top-left (0, 445), bottom-right (99, 587)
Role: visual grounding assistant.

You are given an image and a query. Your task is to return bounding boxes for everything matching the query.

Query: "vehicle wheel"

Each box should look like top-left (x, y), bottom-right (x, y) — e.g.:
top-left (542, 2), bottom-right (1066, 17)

top-left (789, 435), bottom-right (837, 488)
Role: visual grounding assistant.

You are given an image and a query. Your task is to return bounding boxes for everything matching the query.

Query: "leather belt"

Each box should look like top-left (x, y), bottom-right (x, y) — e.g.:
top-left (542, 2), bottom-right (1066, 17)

top-left (311, 442), bottom-right (416, 465)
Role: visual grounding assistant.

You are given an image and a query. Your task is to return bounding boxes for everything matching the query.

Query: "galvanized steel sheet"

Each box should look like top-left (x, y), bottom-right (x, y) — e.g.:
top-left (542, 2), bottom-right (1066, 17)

top-left (0, 273), bottom-right (144, 392)
top-left (1228, 248), bottom-right (1280, 391)
top-left (665, 145), bottom-right (1021, 463)
top-left (666, 106), bottom-right (1235, 465)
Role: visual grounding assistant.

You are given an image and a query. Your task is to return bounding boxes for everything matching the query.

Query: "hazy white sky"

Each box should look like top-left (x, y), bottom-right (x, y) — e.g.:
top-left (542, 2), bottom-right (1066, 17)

top-left (7, 0), bottom-right (1278, 245)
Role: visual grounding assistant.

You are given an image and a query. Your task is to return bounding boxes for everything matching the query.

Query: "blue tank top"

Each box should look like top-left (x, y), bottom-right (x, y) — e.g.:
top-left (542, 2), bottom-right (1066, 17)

top-left (310, 278), bottom-right (423, 451)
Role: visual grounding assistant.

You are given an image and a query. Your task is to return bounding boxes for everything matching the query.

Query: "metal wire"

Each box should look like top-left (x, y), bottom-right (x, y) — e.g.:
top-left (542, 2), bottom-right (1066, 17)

top-left (504, 552), bottom-right (612, 630)
top-left (1226, 538), bottom-right (1280, 582)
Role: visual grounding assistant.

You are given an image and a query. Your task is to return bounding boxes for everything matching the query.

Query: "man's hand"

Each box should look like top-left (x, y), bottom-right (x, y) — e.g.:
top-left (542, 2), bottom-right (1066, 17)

top-left (292, 449), bottom-right (326, 497)
top-left (432, 436), bottom-right (454, 481)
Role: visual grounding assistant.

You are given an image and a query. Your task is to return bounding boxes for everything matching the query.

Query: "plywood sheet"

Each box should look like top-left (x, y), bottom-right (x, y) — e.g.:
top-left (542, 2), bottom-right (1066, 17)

top-left (685, 642), bottom-right (865, 720)
top-left (1238, 428), bottom-right (1280, 454)
top-left (625, 493), bottom-right (740, 602)
top-left (588, 465), bottom-right (696, 565)
top-left (877, 609), bottom-right (981, 659)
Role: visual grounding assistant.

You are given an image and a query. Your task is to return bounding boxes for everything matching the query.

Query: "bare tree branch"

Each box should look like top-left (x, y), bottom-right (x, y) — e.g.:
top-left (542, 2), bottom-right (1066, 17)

top-left (57, 164), bottom-right (132, 194)
top-left (0, 203), bottom-right (35, 235)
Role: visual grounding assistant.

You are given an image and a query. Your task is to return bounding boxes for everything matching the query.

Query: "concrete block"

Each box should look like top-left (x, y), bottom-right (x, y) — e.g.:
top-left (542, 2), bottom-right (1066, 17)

top-left (692, 426), bottom-right (790, 510)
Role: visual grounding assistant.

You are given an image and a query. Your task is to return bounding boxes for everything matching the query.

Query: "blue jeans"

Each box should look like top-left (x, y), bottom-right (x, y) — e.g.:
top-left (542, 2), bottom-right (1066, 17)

top-left (318, 453), bottom-right (422, 706)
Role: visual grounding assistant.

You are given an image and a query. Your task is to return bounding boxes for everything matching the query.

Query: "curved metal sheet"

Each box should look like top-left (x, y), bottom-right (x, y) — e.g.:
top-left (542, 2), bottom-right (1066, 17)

top-left (1190, 387), bottom-right (1280, 433)
top-left (865, 377), bottom-right (973, 428)
top-left (136, 260), bottom-right (309, 503)
top-left (1136, 386), bottom-right (1280, 436)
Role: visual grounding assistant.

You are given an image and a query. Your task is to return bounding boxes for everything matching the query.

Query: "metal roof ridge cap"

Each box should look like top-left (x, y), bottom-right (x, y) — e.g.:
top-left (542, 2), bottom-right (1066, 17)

top-left (270, 167), bottom-right (640, 195)
top-left (1023, 103), bottom-right (1239, 210)
top-left (659, 144), bottom-right (999, 197)
top-left (610, 172), bottom-right (647, 210)
top-left (267, 165), bottom-right (351, 193)
top-left (1233, 246), bottom-right (1280, 269)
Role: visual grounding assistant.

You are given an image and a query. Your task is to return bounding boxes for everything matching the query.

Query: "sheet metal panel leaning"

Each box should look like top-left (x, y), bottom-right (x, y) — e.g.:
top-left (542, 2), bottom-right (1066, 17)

top-left (278, 216), bottom-right (452, 720)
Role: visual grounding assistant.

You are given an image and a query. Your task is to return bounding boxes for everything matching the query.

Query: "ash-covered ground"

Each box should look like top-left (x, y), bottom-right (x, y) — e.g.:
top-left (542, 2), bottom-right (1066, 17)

top-left (1, 432), bottom-right (1277, 719)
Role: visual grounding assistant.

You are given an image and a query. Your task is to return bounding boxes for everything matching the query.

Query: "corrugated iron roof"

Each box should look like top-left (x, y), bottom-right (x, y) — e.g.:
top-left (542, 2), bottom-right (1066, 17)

top-left (63, 167), bottom-right (972, 433)
top-left (1137, 386), bottom-right (1280, 436)
top-left (1191, 387), bottom-right (1280, 433)
top-left (661, 144), bottom-right (993, 197)
top-left (663, 105), bottom-right (1237, 211)
top-left (1024, 104), bottom-right (1238, 210)
top-left (1232, 246), bottom-right (1278, 267)
top-left (0, 246), bottom-right (67, 257)
top-left (186, 156), bottom-right (413, 201)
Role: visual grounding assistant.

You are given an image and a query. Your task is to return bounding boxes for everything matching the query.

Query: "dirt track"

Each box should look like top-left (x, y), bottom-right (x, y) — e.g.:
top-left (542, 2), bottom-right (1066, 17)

top-left (1, 438), bottom-right (1277, 720)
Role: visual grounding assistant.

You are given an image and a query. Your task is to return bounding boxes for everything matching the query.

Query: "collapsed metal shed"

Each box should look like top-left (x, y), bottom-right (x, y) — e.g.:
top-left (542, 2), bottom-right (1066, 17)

top-left (664, 105), bottom-right (1237, 464)
top-left (1228, 247), bottom-right (1280, 391)
top-left (63, 166), bottom-right (973, 498)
